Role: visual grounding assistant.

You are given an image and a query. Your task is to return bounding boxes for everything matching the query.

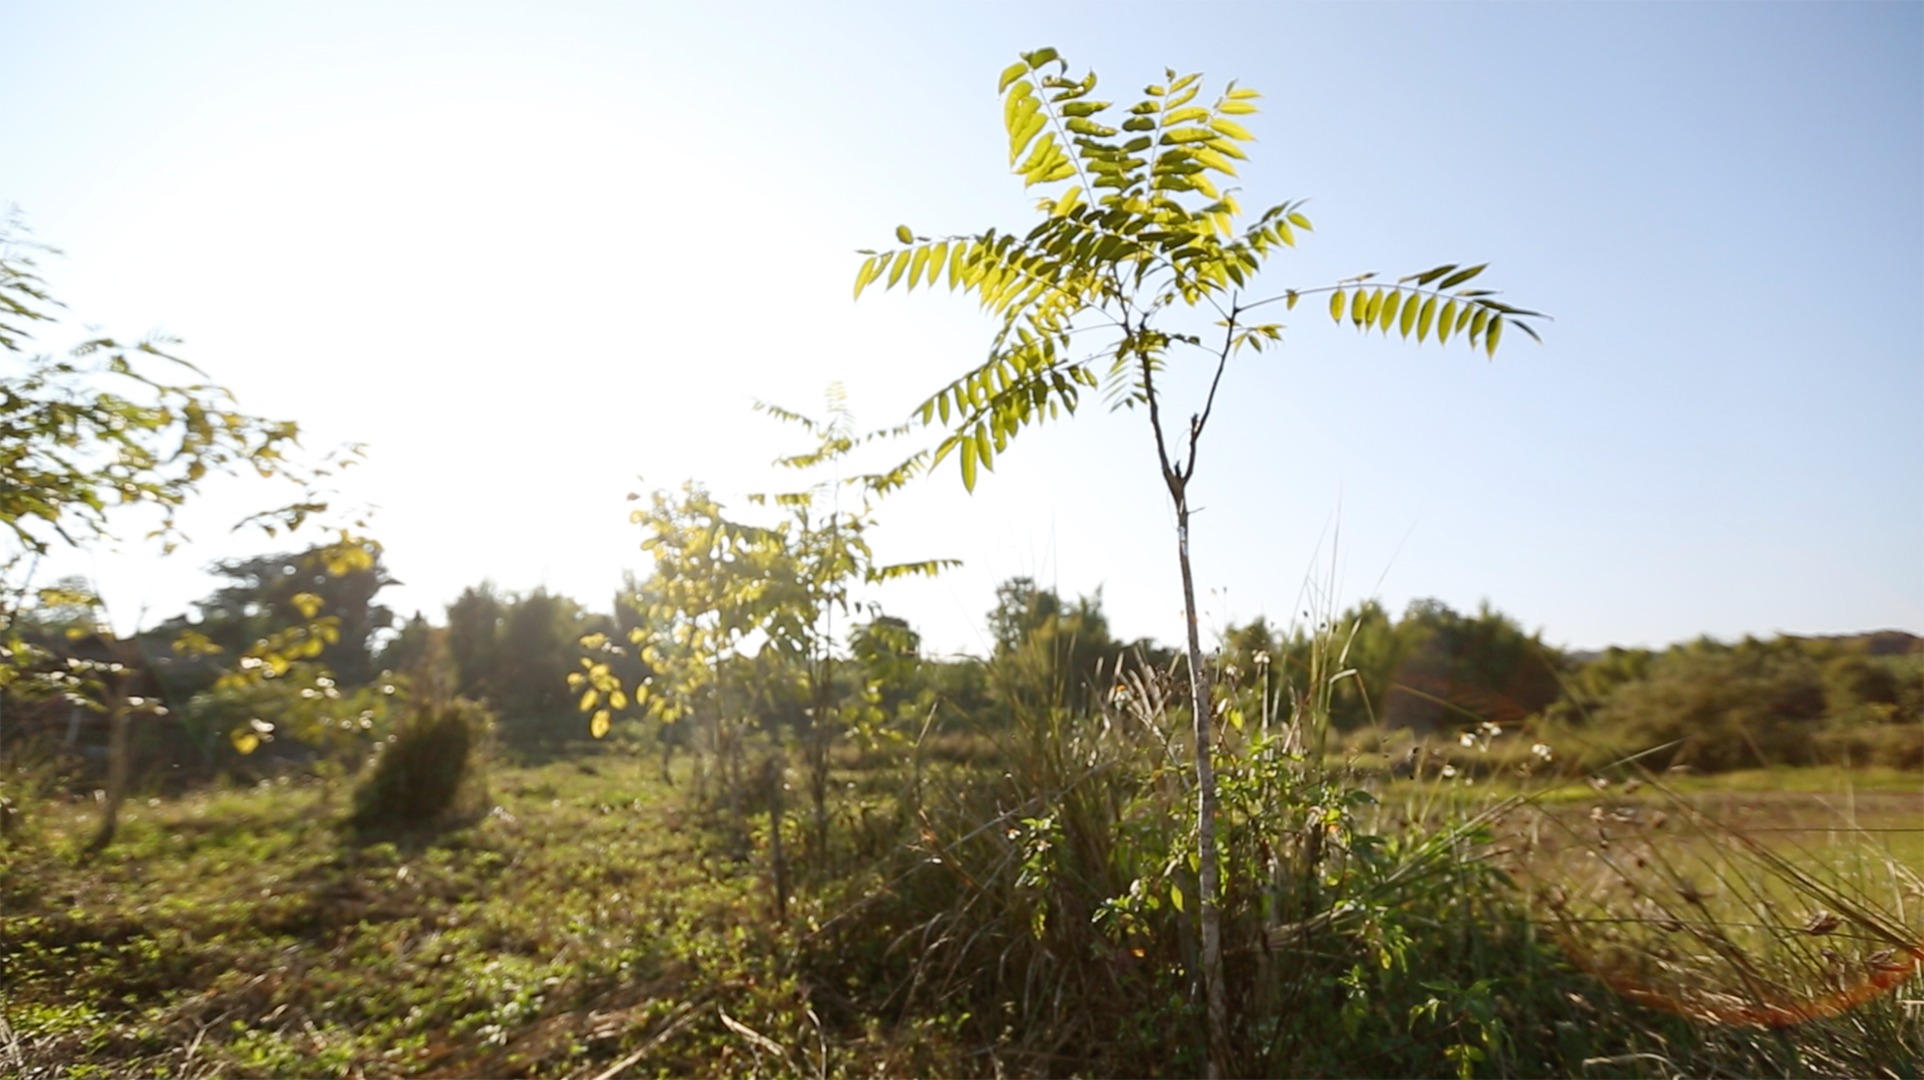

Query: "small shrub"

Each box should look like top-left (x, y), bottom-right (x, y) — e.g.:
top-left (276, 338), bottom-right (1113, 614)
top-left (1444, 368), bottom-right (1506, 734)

top-left (348, 699), bottom-right (490, 834)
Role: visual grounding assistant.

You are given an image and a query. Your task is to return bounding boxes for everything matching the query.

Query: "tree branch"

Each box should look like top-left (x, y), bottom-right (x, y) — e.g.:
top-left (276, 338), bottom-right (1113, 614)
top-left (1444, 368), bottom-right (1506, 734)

top-left (1183, 306), bottom-right (1239, 485)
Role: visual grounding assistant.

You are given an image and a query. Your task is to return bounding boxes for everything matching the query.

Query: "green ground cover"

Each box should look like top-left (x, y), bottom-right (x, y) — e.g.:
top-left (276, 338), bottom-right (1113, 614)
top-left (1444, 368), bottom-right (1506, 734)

top-left (1, 760), bottom-right (1919, 1078)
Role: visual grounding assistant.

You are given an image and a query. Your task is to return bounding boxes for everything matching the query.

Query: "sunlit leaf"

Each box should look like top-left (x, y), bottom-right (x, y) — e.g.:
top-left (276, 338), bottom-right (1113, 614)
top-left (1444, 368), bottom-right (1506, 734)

top-left (1357, 288), bottom-right (1381, 328)
top-left (1209, 118), bottom-right (1254, 141)
top-left (1378, 290), bottom-right (1401, 333)
top-left (926, 241), bottom-right (949, 286)
top-left (960, 435), bottom-right (978, 491)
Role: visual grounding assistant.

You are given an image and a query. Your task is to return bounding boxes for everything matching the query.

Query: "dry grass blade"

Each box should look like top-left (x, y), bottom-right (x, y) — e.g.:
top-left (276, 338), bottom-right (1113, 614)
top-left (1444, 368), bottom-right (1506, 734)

top-left (718, 1005), bottom-right (794, 1069)
top-left (583, 998), bottom-right (707, 1080)
top-left (1517, 763), bottom-right (1924, 1030)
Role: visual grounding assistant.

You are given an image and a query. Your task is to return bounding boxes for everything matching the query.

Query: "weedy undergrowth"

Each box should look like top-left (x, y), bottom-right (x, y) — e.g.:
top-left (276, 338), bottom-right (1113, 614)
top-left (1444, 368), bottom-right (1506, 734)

top-left (780, 586), bottom-right (1921, 1077)
top-left (792, 606), bottom-right (1537, 1075)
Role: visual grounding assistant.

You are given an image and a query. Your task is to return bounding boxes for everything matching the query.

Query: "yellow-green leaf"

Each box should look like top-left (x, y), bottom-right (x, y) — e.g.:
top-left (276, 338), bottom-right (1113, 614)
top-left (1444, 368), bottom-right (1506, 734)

top-left (1438, 299), bottom-right (1458, 345)
top-left (998, 61), bottom-right (1028, 93)
top-left (1469, 308), bottom-right (1489, 344)
top-left (960, 435), bottom-right (979, 491)
top-left (580, 688), bottom-right (599, 711)
top-left (895, 224), bottom-right (913, 245)
top-left (590, 709), bottom-right (611, 739)
top-left (926, 241), bottom-right (950, 287)
top-left (909, 246), bottom-right (931, 290)
top-left (230, 728), bottom-right (260, 756)
top-left (887, 249), bottom-right (912, 289)
top-left (1192, 147), bottom-right (1238, 177)
top-left (1051, 186), bottom-right (1084, 218)
top-left (1010, 110), bottom-right (1048, 166)
top-left (1357, 288), bottom-right (1381, 328)
top-left (1415, 296), bottom-right (1437, 343)
top-left (1398, 291), bottom-right (1419, 337)
top-left (1329, 289), bottom-right (1345, 322)
top-left (1171, 883), bottom-right (1185, 912)
top-left (1378, 290), bottom-right (1401, 333)
top-left (1485, 316), bottom-right (1503, 357)
top-left (1209, 118), bottom-right (1254, 141)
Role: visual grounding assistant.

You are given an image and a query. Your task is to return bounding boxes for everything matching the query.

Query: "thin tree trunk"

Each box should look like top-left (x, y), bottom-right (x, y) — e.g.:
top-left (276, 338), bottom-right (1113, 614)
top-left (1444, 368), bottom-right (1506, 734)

top-left (87, 681), bottom-right (130, 857)
top-left (718, 666), bottom-right (740, 829)
top-left (806, 653), bottom-right (832, 856)
top-left (766, 754), bottom-right (788, 922)
top-left (1174, 496), bottom-right (1229, 1079)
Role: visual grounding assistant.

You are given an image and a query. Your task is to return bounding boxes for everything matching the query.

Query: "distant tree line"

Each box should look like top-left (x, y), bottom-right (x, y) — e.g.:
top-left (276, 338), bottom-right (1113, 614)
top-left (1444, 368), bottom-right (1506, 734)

top-left (5, 542), bottom-right (1917, 787)
top-left (1210, 600), bottom-right (1920, 773)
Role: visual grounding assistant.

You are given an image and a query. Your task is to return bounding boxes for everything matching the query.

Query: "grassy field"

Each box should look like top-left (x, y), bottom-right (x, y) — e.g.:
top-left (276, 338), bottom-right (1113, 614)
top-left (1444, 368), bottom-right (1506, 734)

top-left (2, 755), bottom-right (1920, 1078)
top-left (2, 761), bottom-right (827, 1079)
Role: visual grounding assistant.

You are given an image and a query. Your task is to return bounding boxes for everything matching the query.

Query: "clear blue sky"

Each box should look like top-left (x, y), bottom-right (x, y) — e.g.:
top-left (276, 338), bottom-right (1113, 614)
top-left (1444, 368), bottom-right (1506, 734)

top-left (4, 1), bottom-right (1919, 655)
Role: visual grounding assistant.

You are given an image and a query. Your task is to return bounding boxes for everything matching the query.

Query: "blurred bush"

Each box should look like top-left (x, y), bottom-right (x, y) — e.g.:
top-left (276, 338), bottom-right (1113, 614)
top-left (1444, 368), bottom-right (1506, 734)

top-left (348, 699), bottom-right (492, 833)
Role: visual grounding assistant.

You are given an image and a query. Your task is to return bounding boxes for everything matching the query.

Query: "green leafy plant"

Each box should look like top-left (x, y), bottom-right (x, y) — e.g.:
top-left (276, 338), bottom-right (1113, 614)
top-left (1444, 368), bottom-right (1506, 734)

top-left (856, 47), bottom-right (1544, 1070)
top-left (749, 385), bottom-right (955, 848)
top-left (578, 482), bottom-right (785, 802)
top-left (1, 213), bottom-right (372, 853)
